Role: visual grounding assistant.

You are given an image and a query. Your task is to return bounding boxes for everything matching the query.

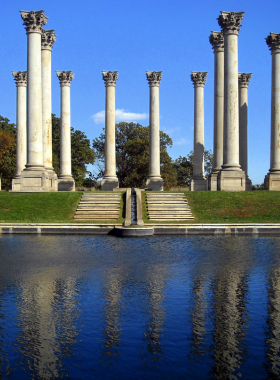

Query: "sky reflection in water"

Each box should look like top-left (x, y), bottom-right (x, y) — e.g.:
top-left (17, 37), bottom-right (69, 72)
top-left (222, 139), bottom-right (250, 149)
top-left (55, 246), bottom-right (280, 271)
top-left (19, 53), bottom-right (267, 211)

top-left (0, 235), bottom-right (279, 379)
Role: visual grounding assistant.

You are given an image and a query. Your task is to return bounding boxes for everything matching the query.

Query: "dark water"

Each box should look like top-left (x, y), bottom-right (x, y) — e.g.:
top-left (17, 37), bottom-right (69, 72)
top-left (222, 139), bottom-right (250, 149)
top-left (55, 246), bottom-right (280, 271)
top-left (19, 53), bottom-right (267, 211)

top-left (0, 235), bottom-right (280, 379)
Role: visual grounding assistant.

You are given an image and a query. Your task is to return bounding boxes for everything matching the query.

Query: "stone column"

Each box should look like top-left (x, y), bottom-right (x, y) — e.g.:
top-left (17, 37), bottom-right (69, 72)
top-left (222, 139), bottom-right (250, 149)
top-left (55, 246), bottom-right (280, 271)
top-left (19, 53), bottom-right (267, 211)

top-left (264, 33), bottom-right (280, 190)
top-left (208, 31), bottom-right (224, 191)
top-left (239, 73), bottom-right (252, 191)
top-left (101, 71), bottom-right (119, 190)
top-left (146, 71), bottom-right (164, 191)
top-left (19, 10), bottom-right (50, 191)
top-left (217, 11), bottom-right (246, 191)
top-left (56, 71), bottom-right (75, 191)
top-left (41, 29), bottom-right (57, 191)
top-left (11, 71), bottom-right (27, 191)
top-left (190, 72), bottom-right (208, 191)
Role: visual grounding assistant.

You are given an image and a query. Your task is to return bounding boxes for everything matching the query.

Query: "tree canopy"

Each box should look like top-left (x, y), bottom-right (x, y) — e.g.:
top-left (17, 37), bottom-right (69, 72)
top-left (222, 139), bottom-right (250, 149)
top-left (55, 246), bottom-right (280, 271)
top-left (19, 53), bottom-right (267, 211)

top-left (0, 116), bottom-right (16, 189)
top-left (92, 122), bottom-right (177, 189)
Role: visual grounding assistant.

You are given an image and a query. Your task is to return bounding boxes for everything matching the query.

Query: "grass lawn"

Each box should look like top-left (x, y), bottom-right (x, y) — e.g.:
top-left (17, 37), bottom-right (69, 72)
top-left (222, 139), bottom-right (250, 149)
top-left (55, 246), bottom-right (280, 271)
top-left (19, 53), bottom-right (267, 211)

top-left (142, 191), bottom-right (280, 224)
top-left (0, 191), bottom-right (125, 223)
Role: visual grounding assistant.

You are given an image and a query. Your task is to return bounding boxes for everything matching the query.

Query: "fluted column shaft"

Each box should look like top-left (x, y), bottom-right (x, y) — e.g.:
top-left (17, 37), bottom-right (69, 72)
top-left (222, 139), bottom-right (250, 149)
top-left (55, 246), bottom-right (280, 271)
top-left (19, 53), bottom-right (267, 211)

top-left (12, 71), bottom-right (27, 176)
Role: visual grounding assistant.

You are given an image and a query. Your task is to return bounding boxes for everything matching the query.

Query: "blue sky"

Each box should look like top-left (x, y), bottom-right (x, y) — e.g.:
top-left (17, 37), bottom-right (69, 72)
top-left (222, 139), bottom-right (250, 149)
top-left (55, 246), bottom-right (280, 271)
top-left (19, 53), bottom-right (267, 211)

top-left (1, 0), bottom-right (278, 184)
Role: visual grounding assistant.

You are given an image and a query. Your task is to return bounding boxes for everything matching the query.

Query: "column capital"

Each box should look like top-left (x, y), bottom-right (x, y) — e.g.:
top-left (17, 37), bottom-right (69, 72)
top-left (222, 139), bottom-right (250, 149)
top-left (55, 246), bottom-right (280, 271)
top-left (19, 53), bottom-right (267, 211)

top-left (20, 10), bottom-right (48, 33)
top-left (191, 72), bottom-right (207, 88)
top-left (217, 11), bottom-right (244, 36)
top-left (266, 33), bottom-right (280, 54)
top-left (238, 73), bottom-right (252, 88)
top-left (146, 71), bottom-right (162, 87)
top-left (56, 71), bottom-right (74, 87)
top-left (209, 31), bottom-right (224, 52)
top-left (102, 71), bottom-right (118, 87)
top-left (12, 71), bottom-right (27, 87)
top-left (41, 29), bottom-right (56, 51)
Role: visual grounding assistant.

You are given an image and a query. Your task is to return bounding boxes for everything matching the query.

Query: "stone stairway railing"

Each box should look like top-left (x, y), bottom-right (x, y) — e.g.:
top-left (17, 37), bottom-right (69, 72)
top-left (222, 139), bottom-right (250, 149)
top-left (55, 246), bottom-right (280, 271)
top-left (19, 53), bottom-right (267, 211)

top-left (74, 192), bottom-right (121, 220)
top-left (146, 192), bottom-right (194, 221)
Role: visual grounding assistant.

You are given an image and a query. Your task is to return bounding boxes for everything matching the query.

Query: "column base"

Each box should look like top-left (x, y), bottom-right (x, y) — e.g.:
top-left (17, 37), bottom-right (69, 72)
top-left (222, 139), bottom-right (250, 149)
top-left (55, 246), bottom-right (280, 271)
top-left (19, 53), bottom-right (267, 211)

top-left (11, 168), bottom-right (50, 192)
top-left (208, 172), bottom-right (220, 191)
top-left (146, 177), bottom-right (164, 191)
top-left (217, 169), bottom-right (246, 191)
top-left (190, 177), bottom-right (208, 191)
top-left (58, 176), bottom-right (75, 191)
top-left (264, 172), bottom-right (280, 190)
top-left (46, 168), bottom-right (58, 192)
top-left (101, 177), bottom-right (119, 191)
top-left (246, 176), bottom-right (252, 191)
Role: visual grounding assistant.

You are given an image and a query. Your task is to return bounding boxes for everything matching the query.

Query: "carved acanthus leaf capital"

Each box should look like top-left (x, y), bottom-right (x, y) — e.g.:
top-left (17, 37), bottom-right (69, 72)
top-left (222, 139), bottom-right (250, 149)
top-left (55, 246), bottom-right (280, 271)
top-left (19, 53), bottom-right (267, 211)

top-left (41, 29), bottom-right (56, 50)
top-left (12, 71), bottom-right (27, 87)
top-left (102, 71), bottom-right (118, 87)
top-left (238, 73), bottom-right (252, 88)
top-left (191, 72), bottom-right (208, 87)
top-left (20, 10), bottom-right (48, 33)
top-left (217, 11), bottom-right (244, 35)
top-left (56, 71), bottom-right (74, 86)
top-left (146, 71), bottom-right (162, 87)
top-left (209, 31), bottom-right (224, 52)
top-left (266, 33), bottom-right (280, 53)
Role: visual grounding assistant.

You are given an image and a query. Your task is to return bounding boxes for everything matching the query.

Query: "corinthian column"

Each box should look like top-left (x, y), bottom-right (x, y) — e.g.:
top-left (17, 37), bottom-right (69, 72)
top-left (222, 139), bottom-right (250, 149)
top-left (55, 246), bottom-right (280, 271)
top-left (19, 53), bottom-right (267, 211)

top-left (11, 71), bottom-right (27, 191)
top-left (146, 71), bottom-right (164, 191)
top-left (56, 71), bottom-right (75, 191)
top-left (239, 73), bottom-right (252, 191)
top-left (101, 71), bottom-right (119, 191)
top-left (190, 72), bottom-right (208, 191)
top-left (264, 33), bottom-right (280, 190)
top-left (208, 31), bottom-right (224, 191)
top-left (19, 10), bottom-right (50, 191)
top-left (41, 29), bottom-right (57, 191)
top-left (217, 11), bottom-right (246, 191)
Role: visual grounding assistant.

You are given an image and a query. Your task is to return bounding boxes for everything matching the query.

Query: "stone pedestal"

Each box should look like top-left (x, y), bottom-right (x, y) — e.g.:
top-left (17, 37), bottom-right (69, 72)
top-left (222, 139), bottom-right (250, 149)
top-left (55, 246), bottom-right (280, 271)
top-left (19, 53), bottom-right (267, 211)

top-left (56, 71), bottom-right (75, 191)
top-left (101, 71), bottom-right (119, 191)
top-left (239, 73), bottom-right (252, 191)
top-left (208, 31), bottom-right (224, 191)
top-left (16, 10), bottom-right (50, 192)
top-left (146, 71), bottom-right (164, 191)
top-left (190, 72), bottom-right (208, 191)
top-left (217, 11), bottom-right (246, 191)
top-left (264, 33), bottom-right (280, 190)
top-left (42, 29), bottom-right (57, 191)
top-left (11, 71), bottom-right (27, 191)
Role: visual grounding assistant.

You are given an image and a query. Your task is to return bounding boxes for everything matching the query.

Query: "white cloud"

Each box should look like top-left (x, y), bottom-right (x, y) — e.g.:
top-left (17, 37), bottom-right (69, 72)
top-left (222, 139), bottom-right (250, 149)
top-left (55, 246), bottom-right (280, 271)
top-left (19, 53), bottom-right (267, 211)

top-left (161, 127), bottom-right (181, 135)
top-left (174, 138), bottom-right (190, 146)
top-left (92, 109), bottom-right (148, 124)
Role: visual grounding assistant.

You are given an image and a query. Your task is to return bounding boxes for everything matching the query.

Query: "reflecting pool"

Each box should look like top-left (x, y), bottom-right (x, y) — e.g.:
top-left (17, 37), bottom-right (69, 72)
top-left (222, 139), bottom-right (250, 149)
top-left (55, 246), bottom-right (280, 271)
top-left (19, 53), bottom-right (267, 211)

top-left (0, 235), bottom-right (280, 379)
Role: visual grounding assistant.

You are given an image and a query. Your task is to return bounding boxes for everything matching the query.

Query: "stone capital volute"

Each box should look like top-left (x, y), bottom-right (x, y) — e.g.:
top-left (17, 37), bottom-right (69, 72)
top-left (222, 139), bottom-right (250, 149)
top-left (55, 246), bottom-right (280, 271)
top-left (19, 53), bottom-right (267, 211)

top-left (20, 10), bottom-right (48, 34)
top-left (217, 11), bottom-right (244, 36)
top-left (56, 71), bottom-right (74, 87)
top-left (41, 29), bottom-right (56, 51)
top-left (209, 31), bottom-right (224, 52)
top-left (146, 71), bottom-right (162, 87)
top-left (238, 73), bottom-right (252, 88)
top-left (102, 71), bottom-right (118, 87)
top-left (191, 72), bottom-right (207, 88)
top-left (12, 71), bottom-right (27, 87)
top-left (266, 33), bottom-right (280, 54)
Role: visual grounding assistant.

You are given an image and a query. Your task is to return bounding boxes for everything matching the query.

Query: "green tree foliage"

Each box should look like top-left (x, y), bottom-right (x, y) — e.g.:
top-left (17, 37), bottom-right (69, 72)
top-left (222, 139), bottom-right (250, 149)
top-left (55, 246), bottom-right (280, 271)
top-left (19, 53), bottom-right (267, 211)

top-left (173, 149), bottom-right (213, 187)
top-left (0, 116), bottom-right (16, 189)
top-left (92, 122), bottom-right (177, 189)
top-left (52, 114), bottom-right (95, 186)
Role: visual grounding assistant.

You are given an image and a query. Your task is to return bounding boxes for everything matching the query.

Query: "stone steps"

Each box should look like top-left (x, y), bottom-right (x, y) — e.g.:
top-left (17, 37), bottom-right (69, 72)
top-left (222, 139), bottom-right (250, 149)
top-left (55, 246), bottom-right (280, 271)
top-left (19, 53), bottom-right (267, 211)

top-left (74, 192), bottom-right (121, 220)
top-left (146, 192), bottom-right (194, 220)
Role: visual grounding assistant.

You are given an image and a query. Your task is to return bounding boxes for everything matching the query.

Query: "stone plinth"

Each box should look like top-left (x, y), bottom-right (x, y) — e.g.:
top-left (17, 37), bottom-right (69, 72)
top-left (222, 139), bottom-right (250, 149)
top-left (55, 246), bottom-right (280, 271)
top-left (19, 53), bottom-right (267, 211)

top-left (146, 71), bottom-right (164, 191)
top-left (101, 71), bottom-right (119, 191)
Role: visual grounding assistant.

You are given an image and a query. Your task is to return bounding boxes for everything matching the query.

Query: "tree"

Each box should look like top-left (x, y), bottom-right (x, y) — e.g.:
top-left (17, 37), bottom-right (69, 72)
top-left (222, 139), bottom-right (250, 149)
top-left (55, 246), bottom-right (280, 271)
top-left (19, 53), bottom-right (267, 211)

top-left (173, 149), bottom-right (213, 187)
top-left (92, 122), bottom-right (177, 189)
top-left (0, 116), bottom-right (16, 189)
top-left (52, 114), bottom-right (95, 186)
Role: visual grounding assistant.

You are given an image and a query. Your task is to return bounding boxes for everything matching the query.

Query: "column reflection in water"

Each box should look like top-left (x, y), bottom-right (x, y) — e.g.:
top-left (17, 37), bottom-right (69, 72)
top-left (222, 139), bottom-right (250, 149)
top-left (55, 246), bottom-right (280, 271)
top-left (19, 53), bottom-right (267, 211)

top-left (15, 266), bottom-right (80, 378)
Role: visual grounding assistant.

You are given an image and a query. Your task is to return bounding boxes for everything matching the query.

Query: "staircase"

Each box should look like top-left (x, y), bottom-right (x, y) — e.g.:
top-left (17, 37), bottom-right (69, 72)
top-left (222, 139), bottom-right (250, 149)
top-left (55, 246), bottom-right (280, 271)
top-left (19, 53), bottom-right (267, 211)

top-left (146, 192), bottom-right (194, 221)
top-left (74, 192), bottom-right (122, 220)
